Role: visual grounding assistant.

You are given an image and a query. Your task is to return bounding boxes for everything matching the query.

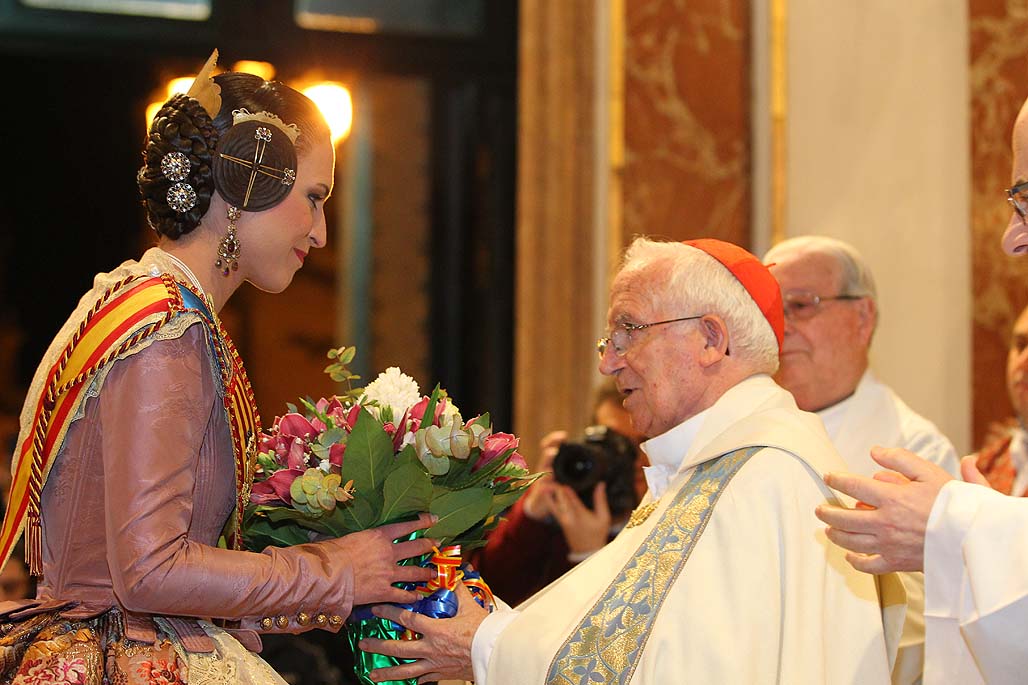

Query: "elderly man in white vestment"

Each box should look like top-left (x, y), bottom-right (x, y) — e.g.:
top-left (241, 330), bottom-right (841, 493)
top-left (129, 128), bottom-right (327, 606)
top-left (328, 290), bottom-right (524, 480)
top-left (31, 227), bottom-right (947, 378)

top-left (763, 235), bottom-right (959, 477)
top-left (360, 237), bottom-right (892, 685)
top-left (764, 235), bottom-right (959, 685)
top-left (817, 93), bottom-right (1028, 685)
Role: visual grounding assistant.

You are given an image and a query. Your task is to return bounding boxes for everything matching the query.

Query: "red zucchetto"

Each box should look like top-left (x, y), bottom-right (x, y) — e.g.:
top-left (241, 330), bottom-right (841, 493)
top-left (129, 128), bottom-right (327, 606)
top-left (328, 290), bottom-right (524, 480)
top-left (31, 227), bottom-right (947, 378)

top-left (683, 238), bottom-right (784, 353)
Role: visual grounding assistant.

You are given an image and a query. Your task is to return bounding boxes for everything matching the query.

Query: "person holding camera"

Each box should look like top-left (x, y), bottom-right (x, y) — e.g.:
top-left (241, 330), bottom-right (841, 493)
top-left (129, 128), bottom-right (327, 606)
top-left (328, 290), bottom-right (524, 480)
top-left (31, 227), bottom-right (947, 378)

top-left (470, 381), bottom-right (644, 606)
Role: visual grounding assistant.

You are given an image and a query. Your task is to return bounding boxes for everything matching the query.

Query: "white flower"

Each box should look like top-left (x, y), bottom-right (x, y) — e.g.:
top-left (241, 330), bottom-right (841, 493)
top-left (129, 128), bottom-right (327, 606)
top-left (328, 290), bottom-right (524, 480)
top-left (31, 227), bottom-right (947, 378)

top-left (361, 367), bottom-right (421, 418)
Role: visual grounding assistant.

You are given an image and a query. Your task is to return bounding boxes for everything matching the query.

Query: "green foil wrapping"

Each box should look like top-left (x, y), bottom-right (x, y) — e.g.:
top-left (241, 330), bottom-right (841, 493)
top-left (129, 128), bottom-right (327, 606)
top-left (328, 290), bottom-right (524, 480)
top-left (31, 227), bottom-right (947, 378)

top-left (346, 530), bottom-right (427, 685)
top-left (346, 616), bottom-right (417, 685)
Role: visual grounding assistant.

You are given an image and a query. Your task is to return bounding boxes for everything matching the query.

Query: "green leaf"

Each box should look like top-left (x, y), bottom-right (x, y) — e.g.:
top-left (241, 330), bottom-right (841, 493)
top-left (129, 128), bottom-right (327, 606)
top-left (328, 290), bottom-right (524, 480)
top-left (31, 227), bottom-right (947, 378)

top-left (379, 462), bottom-right (433, 525)
top-left (470, 412), bottom-right (490, 428)
top-left (486, 488), bottom-right (528, 517)
top-left (462, 447), bottom-right (517, 489)
top-left (242, 517), bottom-right (310, 550)
top-left (319, 427), bottom-right (347, 445)
top-left (418, 385), bottom-right (443, 430)
top-left (337, 490), bottom-right (382, 532)
top-left (426, 487), bottom-right (492, 542)
top-left (312, 505), bottom-right (355, 537)
top-left (456, 537), bottom-right (490, 552)
top-left (388, 444), bottom-right (422, 475)
top-left (286, 402), bottom-right (298, 414)
top-left (439, 451), bottom-right (474, 488)
top-left (257, 452), bottom-right (282, 473)
top-left (340, 409), bottom-right (394, 494)
top-left (339, 346), bottom-right (357, 364)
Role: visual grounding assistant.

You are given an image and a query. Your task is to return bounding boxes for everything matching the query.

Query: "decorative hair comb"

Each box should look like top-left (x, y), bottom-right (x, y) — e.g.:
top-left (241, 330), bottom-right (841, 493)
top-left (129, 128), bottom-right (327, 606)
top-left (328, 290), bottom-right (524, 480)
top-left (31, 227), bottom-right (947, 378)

top-left (187, 49), bottom-right (222, 118)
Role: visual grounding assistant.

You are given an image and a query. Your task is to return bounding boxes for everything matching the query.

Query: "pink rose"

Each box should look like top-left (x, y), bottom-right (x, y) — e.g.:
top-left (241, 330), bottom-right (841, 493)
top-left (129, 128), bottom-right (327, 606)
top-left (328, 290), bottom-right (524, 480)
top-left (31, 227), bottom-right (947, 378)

top-left (250, 468), bottom-right (302, 505)
top-left (495, 451), bottom-right (528, 483)
top-left (473, 432), bottom-right (519, 472)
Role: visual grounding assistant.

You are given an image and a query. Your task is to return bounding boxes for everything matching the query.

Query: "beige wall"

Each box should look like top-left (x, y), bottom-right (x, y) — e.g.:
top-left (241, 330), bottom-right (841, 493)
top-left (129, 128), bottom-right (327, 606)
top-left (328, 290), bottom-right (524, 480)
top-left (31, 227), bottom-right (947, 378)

top-left (753, 0), bottom-right (972, 452)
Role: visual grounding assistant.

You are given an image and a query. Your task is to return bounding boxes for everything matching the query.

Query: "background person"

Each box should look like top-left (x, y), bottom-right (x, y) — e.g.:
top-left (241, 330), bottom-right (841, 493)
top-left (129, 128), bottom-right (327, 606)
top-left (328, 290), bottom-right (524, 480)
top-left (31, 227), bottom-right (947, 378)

top-left (765, 234), bottom-right (960, 684)
top-left (971, 301), bottom-right (1028, 496)
top-left (471, 379), bottom-right (645, 606)
top-left (764, 235), bottom-right (959, 477)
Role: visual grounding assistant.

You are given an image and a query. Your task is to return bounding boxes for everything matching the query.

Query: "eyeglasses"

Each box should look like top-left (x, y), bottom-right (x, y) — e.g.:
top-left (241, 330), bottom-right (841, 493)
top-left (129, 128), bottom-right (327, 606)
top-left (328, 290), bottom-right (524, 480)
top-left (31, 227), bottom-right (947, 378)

top-left (783, 290), bottom-right (863, 321)
top-left (1007, 180), bottom-right (1028, 223)
top-left (596, 315), bottom-right (703, 358)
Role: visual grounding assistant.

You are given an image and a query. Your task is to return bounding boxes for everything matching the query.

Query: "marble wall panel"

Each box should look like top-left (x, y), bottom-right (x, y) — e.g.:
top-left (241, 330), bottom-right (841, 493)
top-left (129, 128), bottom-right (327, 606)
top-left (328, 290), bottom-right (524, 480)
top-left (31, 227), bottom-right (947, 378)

top-left (624, 0), bottom-right (749, 246)
top-left (970, 0), bottom-right (1028, 447)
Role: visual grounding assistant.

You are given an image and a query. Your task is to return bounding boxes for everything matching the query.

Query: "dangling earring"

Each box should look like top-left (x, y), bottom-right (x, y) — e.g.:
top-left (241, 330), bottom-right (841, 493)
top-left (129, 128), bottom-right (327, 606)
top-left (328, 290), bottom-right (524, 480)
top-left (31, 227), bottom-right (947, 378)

top-left (216, 205), bottom-right (241, 276)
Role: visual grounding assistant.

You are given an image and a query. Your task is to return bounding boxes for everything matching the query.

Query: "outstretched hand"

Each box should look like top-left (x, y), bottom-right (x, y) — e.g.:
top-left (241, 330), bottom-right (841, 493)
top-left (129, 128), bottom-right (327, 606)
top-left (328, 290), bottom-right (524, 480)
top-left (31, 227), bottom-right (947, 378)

top-left (359, 580), bottom-right (488, 683)
top-left (814, 446), bottom-right (954, 574)
top-left (330, 513), bottom-right (439, 606)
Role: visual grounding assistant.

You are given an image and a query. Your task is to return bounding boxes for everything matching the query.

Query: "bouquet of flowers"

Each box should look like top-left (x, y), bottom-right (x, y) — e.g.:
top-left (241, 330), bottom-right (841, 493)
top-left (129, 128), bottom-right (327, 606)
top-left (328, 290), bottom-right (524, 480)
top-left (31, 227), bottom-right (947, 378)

top-left (242, 347), bottom-right (537, 684)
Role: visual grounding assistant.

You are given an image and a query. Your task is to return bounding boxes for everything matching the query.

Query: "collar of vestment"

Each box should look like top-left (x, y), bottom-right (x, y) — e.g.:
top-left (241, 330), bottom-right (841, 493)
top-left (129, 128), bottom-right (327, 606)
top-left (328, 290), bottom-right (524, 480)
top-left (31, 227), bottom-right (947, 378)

top-left (816, 369), bottom-right (876, 439)
top-left (641, 374), bottom-right (783, 499)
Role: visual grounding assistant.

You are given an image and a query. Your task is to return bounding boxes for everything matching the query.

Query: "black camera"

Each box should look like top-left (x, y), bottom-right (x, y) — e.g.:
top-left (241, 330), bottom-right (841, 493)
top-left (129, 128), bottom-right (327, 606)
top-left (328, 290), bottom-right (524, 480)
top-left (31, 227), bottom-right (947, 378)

top-left (552, 425), bottom-right (639, 518)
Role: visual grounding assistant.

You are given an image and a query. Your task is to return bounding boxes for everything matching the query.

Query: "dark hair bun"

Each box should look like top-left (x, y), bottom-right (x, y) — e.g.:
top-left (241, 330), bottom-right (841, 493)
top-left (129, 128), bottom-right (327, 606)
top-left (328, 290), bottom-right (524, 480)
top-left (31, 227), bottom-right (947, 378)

top-left (212, 120), bottom-right (298, 212)
top-left (137, 93), bottom-right (219, 239)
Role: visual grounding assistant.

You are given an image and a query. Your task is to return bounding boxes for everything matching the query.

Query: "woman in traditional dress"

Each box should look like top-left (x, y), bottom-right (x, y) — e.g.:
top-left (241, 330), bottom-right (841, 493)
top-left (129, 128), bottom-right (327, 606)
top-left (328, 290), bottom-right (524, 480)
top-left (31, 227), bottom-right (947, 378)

top-left (0, 52), bottom-right (436, 684)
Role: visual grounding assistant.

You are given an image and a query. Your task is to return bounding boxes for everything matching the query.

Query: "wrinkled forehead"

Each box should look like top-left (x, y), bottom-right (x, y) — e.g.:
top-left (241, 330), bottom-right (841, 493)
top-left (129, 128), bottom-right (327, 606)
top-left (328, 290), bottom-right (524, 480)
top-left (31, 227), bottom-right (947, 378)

top-left (608, 266), bottom-right (665, 319)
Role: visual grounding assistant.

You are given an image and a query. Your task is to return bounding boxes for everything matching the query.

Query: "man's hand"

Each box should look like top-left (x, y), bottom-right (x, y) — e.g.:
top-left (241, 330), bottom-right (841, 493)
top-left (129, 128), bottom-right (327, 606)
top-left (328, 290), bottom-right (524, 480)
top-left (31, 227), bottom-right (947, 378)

top-left (960, 454), bottom-right (990, 487)
top-left (549, 482), bottom-right (612, 555)
top-left (814, 446), bottom-right (954, 574)
top-left (359, 582), bottom-right (488, 683)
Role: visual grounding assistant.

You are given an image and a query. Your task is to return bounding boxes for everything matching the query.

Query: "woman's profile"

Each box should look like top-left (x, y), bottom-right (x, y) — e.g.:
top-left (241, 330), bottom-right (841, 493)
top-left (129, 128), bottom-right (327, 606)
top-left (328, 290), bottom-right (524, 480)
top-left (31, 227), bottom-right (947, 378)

top-left (0, 51), bottom-right (435, 683)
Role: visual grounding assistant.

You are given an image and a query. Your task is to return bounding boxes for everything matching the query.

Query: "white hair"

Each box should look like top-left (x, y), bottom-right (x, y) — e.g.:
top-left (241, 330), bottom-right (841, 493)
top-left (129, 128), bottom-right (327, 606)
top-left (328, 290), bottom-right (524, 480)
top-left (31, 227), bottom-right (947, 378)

top-left (616, 237), bottom-right (779, 374)
top-left (763, 235), bottom-right (877, 304)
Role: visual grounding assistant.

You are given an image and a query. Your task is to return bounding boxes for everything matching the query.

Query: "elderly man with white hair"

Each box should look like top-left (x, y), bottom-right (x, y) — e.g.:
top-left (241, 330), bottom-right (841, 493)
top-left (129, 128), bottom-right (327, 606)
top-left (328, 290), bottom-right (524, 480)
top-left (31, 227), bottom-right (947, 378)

top-left (359, 237), bottom-right (892, 684)
top-left (763, 236), bottom-right (960, 685)
top-left (764, 235), bottom-right (959, 478)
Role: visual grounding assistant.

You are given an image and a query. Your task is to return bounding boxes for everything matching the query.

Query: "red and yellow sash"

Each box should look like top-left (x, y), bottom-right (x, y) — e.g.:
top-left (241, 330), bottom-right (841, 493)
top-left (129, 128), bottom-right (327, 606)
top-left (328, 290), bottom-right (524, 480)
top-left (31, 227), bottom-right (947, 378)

top-left (0, 274), bottom-right (260, 575)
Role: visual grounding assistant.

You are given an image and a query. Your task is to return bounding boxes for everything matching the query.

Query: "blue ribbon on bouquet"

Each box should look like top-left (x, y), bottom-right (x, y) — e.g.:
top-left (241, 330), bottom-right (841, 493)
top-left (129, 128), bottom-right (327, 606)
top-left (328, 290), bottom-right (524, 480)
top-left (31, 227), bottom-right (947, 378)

top-left (345, 542), bottom-right (495, 685)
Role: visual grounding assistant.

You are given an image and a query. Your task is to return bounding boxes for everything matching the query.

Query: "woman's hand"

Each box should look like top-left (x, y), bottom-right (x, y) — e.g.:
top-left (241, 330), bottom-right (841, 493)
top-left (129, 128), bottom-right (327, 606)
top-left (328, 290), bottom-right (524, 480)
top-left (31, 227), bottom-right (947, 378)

top-left (329, 513), bottom-right (438, 605)
top-left (359, 582), bottom-right (488, 683)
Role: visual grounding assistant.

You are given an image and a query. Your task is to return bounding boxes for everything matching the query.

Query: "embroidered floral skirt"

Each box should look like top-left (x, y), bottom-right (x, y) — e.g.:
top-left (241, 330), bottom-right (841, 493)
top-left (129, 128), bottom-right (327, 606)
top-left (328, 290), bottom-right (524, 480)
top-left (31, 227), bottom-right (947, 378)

top-left (0, 610), bottom-right (286, 685)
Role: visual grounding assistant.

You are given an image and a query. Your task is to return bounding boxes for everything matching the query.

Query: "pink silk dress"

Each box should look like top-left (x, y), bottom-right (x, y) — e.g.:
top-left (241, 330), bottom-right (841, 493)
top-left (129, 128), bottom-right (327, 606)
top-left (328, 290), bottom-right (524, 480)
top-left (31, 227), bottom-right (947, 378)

top-left (0, 319), bottom-right (360, 684)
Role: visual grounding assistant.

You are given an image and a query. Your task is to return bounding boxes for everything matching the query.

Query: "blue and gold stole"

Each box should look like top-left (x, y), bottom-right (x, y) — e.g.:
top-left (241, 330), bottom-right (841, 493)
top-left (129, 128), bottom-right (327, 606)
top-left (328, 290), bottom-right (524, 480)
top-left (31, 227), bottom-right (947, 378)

top-left (546, 445), bottom-right (762, 685)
